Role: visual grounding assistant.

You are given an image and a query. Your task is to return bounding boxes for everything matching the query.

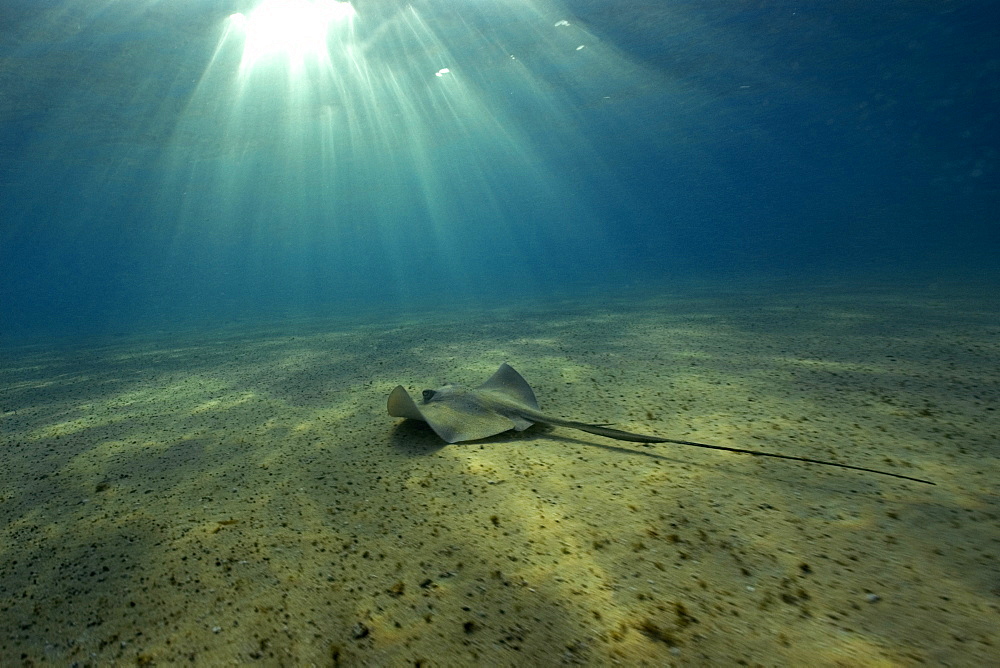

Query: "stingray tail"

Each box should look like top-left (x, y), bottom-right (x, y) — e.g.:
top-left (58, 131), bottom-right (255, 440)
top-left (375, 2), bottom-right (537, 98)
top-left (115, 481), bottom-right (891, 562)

top-left (531, 416), bottom-right (669, 443)
top-left (533, 416), bottom-right (935, 485)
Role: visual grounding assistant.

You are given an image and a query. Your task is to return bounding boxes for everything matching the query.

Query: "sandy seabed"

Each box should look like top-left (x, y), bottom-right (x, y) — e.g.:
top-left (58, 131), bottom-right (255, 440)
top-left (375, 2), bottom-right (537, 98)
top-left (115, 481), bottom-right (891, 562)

top-left (1, 283), bottom-right (997, 666)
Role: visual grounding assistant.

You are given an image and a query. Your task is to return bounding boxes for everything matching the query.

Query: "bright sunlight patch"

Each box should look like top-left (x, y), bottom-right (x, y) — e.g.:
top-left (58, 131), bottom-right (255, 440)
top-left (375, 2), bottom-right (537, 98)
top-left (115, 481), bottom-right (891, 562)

top-left (228, 0), bottom-right (356, 73)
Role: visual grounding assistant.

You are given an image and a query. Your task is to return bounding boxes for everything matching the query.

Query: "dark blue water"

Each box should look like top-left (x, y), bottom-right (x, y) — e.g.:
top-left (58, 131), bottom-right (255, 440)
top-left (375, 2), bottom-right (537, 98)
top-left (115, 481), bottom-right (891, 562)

top-left (2, 0), bottom-right (997, 340)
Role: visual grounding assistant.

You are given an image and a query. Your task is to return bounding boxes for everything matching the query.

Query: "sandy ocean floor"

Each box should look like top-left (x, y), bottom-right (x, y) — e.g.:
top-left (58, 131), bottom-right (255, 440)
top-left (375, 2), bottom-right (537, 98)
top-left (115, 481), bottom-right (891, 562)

top-left (1, 283), bottom-right (998, 666)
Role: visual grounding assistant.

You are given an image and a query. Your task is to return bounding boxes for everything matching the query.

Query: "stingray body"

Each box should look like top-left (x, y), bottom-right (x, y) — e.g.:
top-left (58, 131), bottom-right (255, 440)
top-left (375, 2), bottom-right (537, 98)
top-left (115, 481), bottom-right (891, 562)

top-left (387, 363), bottom-right (934, 485)
top-left (388, 363), bottom-right (660, 444)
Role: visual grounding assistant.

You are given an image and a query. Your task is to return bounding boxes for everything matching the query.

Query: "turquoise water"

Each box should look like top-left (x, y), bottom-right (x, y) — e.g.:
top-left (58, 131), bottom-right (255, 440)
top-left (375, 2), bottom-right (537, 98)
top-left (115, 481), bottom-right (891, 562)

top-left (2, 0), bottom-right (995, 339)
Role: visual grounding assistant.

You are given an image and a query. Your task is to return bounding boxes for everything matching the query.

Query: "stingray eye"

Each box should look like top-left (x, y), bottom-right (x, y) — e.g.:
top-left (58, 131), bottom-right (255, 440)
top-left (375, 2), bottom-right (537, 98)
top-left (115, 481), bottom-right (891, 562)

top-left (421, 389), bottom-right (437, 403)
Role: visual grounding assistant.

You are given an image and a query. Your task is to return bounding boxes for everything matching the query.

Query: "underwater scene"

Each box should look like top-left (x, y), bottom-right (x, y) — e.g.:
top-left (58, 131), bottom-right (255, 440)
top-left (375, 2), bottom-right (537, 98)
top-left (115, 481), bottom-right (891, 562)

top-left (1, 0), bottom-right (997, 665)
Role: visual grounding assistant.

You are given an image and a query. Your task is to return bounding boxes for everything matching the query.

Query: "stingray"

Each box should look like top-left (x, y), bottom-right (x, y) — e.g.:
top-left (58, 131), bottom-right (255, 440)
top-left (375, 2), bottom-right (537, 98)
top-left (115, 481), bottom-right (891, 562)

top-left (388, 363), bottom-right (934, 485)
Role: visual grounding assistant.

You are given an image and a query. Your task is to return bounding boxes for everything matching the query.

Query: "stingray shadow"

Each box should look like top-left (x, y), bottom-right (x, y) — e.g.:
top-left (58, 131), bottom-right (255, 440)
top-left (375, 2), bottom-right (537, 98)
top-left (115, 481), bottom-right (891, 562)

top-left (389, 418), bottom-right (692, 466)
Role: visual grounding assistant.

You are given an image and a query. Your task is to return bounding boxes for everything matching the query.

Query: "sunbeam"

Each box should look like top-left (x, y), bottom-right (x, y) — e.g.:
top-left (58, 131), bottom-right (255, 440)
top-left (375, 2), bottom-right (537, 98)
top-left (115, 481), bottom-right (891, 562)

top-left (228, 0), bottom-right (357, 74)
top-left (159, 0), bottom-right (641, 310)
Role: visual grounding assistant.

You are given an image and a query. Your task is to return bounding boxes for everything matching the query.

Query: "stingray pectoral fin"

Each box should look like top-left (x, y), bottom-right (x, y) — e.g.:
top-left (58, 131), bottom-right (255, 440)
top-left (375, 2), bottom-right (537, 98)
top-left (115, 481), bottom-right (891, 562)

top-left (419, 402), bottom-right (519, 443)
top-left (388, 386), bottom-right (427, 421)
top-left (389, 379), bottom-right (527, 443)
top-left (477, 363), bottom-right (539, 410)
top-left (510, 415), bottom-right (535, 431)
